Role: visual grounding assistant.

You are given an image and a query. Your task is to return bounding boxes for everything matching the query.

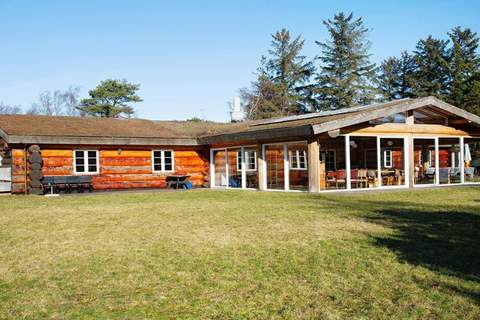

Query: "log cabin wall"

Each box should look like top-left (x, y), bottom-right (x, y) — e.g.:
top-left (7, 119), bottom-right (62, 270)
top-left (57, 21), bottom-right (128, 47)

top-left (12, 149), bottom-right (27, 194)
top-left (11, 146), bottom-right (210, 193)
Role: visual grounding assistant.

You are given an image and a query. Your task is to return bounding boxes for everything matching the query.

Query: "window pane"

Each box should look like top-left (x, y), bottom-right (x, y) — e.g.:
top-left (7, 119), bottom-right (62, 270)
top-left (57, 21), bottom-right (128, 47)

top-left (164, 152), bottom-right (173, 171)
top-left (350, 136), bottom-right (378, 189)
top-left (213, 150), bottom-right (227, 187)
top-left (237, 151), bottom-right (242, 171)
top-left (227, 148), bottom-right (241, 188)
top-left (288, 142), bottom-right (308, 191)
top-left (438, 138), bottom-right (461, 184)
top-left (299, 151), bottom-right (306, 168)
top-left (290, 151), bottom-right (298, 169)
top-left (414, 138), bottom-right (436, 185)
top-left (75, 151), bottom-right (85, 173)
top-left (248, 152), bottom-right (256, 170)
top-left (88, 165), bottom-right (97, 172)
top-left (319, 136), bottom-right (346, 191)
top-left (266, 144), bottom-right (285, 190)
top-left (464, 138), bottom-right (480, 182)
top-left (88, 151), bottom-right (96, 158)
top-left (153, 151), bottom-right (162, 171)
top-left (380, 138), bottom-right (404, 186)
top-left (244, 148), bottom-right (258, 188)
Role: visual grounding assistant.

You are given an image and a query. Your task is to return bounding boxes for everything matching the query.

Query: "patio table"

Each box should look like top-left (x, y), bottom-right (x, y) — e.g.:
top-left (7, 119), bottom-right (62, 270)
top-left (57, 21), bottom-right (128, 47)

top-left (166, 175), bottom-right (191, 189)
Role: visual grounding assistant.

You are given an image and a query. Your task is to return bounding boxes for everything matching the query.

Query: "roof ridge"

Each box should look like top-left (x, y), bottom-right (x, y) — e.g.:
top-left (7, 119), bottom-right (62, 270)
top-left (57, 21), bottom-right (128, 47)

top-left (248, 98), bottom-right (412, 127)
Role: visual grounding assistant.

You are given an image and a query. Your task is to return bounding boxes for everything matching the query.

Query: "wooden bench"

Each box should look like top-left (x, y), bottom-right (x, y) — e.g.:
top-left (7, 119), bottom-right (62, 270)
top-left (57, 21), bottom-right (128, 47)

top-left (42, 176), bottom-right (94, 194)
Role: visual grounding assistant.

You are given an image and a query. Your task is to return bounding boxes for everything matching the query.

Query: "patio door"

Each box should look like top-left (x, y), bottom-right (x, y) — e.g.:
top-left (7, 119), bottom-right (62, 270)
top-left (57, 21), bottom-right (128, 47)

top-left (211, 147), bottom-right (257, 189)
top-left (212, 149), bottom-right (228, 188)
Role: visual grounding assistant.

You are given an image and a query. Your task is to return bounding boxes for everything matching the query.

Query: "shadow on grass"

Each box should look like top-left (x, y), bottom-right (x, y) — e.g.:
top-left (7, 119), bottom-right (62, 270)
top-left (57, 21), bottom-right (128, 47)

top-left (314, 195), bottom-right (480, 282)
top-left (369, 208), bottom-right (480, 279)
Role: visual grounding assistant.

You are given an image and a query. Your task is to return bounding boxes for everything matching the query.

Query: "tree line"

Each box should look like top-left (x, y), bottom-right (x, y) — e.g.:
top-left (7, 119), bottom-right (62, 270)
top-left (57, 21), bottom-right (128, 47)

top-left (241, 12), bottom-right (480, 120)
top-left (0, 79), bottom-right (142, 118)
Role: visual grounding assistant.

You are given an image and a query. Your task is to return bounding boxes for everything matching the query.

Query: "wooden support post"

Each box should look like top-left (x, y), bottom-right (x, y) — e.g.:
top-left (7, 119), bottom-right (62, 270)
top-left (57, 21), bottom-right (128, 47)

top-left (407, 135), bottom-right (414, 188)
top-left (307, 138), bottom-right (320, 193)
top-left (460, 137), bottom-right (465, 184)
top-left (257, 144), bottom-right (266, 190)
top-left (406, 110), bottom-right (414, 125)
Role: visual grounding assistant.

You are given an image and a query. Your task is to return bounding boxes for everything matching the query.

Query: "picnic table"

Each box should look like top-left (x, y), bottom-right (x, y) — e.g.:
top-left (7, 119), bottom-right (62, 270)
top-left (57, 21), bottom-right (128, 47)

top-left (166, 175), bottom-right (192, 189)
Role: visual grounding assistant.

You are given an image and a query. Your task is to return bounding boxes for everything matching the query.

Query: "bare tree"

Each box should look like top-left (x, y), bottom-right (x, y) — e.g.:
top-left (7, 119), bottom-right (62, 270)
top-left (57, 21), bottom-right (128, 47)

top-left (0, 102), bottom-right (22, 114)
top-left (27, 86), bottom-right (81, 116)
top-left (62, 86), bottom-right (81, 116)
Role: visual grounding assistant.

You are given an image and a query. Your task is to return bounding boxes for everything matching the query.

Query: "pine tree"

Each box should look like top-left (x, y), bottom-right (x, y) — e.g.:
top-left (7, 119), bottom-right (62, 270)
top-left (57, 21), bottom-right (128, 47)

top-left (412, 36), bottom-right (450, 98)
top-left (447, 27), bottom-right (480, 114)
top-left (242, 29), bottom-right (314, 120)
top-left (377, 51), bottom-right (416, 101)
top-left (314, 12), bottom-right (377, 110)
top-left (78, 79), bottom-right (142, 118)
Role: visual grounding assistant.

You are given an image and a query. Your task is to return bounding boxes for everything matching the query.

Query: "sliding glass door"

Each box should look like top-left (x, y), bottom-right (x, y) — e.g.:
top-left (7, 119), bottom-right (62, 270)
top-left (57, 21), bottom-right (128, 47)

top-left (212, 149), bottom-right (228, 188)
top-left (211, 146), bottom-right (258, 189)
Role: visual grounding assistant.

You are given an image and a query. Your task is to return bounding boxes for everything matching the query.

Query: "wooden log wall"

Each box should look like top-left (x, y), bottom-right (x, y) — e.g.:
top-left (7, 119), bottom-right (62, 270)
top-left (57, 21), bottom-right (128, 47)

top-left (11, 147), bottom-right (210, 193)
top-left (12, 149), bottom-right (27, 194)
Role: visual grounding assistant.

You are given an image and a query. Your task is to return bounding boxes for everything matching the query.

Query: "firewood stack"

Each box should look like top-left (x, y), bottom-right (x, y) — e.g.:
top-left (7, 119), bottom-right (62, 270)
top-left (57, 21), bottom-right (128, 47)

top-left (28, 145), bottom-right (44, 195)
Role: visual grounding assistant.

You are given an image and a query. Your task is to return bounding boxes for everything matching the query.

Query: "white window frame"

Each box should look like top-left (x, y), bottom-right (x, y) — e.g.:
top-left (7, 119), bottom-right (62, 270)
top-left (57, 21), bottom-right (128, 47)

top-left (383, 149), bottom-right (393, 168)
top-left (152, 150), bottom-right (175, 173)
top-left (73, 150), bottom-right (99, 175)
top-left (236, 151), bottom-right (242, 171)
top-left (289, 149), bottom-right (307, 170)
top-left (243, 150), bottom-right (257, 171)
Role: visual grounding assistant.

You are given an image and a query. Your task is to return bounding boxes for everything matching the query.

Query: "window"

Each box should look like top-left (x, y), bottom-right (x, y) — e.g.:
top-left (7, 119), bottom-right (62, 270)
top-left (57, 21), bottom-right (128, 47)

top-left (74, 150), bottom-right (98, 174)
top-left (290, 149), bottom-right (307, 170)
top-left (320, 150), bottom-right (336, 171)
top-left (383, 149), bottom-right (393, 168)
top-left (237, 150), bottom-right (257, 171)
top-left (152, 150), bottom-right (174, 172)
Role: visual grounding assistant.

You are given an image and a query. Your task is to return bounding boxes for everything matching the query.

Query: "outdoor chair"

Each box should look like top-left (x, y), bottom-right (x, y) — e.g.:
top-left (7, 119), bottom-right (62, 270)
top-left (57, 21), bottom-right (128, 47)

top-left (350, 169), bottom-right (358, 188)
top-left (367, 170), bottom-right (377, 188)
top-left (465, 167), bottom-right (475, 179)
top-left (326, 171), bottom-right (337, 189)
top-left (335, 170), bottom-right (346, 189)
top-left (356, 169), bottom-right (368, 188)
top-left (439, 167), bottom-right (451, 184)
top-left (450, 167), bottom-right (461, 183)
top-left (394, 169), bottom-right (403, 185)
top-left (424, 167), bottom-right (436, 183)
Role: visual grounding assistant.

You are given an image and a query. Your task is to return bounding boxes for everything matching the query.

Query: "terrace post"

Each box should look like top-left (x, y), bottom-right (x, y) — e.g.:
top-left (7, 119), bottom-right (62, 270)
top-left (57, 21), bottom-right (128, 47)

top-left (257, 144), bottom-right (266, 190)
top-left (307, 138), bottom-right (320, 192)
top-left (406, 111), bottom-right (415, 188)
top-left (407, 135), bottom-right (415, 188)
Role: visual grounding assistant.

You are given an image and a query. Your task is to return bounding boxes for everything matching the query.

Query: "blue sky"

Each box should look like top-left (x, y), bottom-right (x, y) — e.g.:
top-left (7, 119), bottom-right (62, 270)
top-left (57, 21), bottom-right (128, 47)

top-left (1, 0), bottom-right (479, 122)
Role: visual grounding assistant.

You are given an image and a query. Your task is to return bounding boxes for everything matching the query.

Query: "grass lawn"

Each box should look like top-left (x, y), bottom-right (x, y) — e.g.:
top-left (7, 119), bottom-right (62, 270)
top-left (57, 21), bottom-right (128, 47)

top-left (0, 187), bottom-right (479, 319)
